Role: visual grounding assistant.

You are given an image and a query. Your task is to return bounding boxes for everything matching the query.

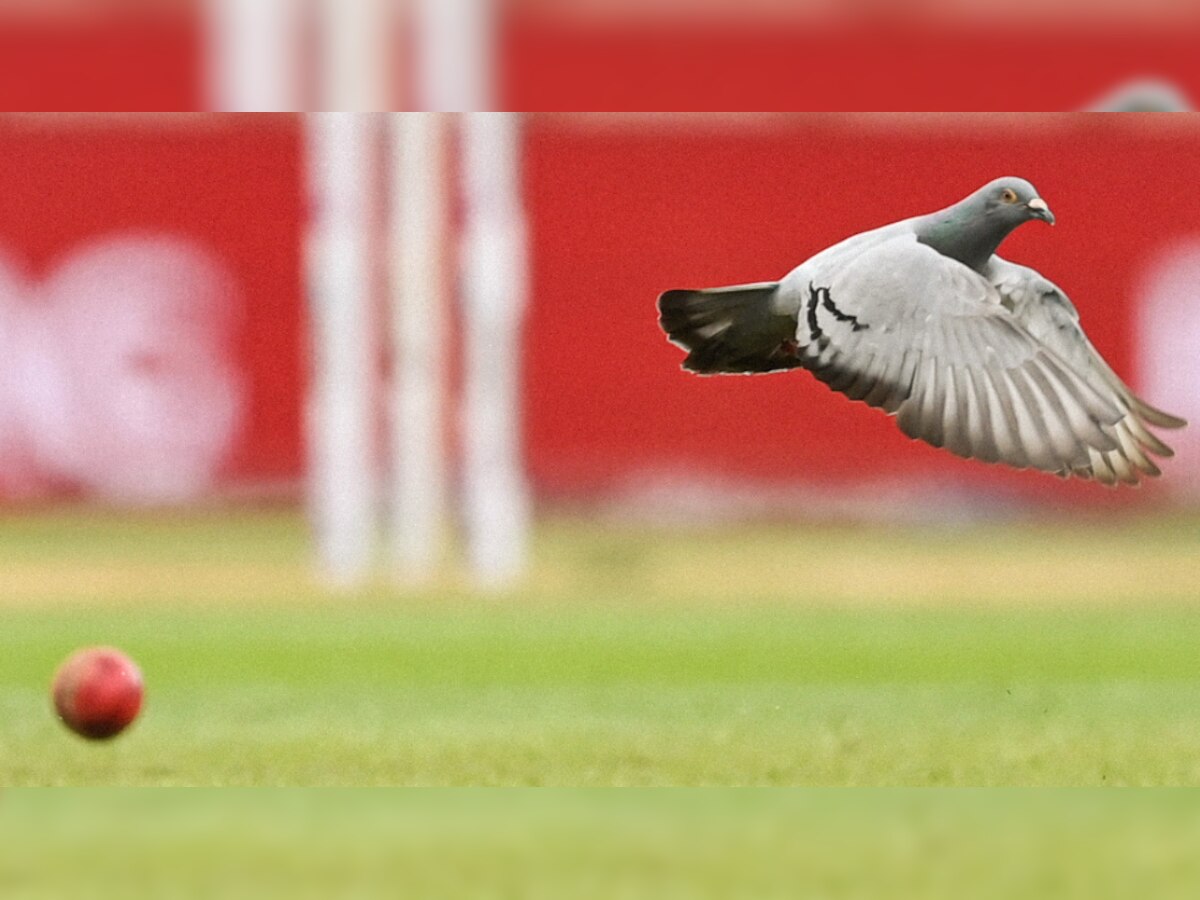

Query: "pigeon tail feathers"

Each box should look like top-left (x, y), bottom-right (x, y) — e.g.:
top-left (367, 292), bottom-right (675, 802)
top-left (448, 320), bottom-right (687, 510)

top-left (657, 283), bottom-right (801, 374)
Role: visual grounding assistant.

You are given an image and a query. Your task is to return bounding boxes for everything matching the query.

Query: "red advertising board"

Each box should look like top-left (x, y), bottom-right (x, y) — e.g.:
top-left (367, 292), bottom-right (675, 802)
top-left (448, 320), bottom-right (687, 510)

top-left (0, 116), bottom-right (304, 499)
top-left (0, 114), bottom-right (1195, 503)
top-left (524, 115), bottom-right (1199, 500)
top-left (0, 7), bottom-right (1197, 112)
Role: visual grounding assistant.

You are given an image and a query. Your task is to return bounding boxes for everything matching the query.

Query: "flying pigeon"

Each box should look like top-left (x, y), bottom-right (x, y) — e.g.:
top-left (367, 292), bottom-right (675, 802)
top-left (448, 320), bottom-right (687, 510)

top-left (658, 177), bottom-right (1186, 486)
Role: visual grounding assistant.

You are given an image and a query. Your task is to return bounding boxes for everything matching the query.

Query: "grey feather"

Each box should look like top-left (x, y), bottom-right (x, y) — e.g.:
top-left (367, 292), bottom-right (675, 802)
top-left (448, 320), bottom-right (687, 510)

top-left (1114, 422), bottom-right (1161, 477)
top-left (841, 351), bottom-right (881, 401)
top-left (963, 367), bottom-right (1001, 463)
top-left (1007, 366), bottom-right (1072, 469)
top-left (978, 367), bottom-right (1026, 468)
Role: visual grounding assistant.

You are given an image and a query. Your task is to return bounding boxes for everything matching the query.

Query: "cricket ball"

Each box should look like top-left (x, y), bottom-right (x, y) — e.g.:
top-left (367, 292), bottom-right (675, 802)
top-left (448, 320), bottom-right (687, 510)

top-left (51, 647), bottom-right (144, 740)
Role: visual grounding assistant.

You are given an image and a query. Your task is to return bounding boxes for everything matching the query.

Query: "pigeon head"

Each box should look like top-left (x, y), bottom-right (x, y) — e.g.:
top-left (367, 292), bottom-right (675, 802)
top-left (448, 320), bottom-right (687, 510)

top-left (973, 177), bottom-right (1055, 227)
top-left (917, 176), bottom-right (1054, 272)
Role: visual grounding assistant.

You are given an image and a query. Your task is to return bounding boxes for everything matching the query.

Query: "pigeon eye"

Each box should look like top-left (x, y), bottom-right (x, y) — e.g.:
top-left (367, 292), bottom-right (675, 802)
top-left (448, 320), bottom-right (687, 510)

top-left (1000, 188), bottom-right (1019, 203)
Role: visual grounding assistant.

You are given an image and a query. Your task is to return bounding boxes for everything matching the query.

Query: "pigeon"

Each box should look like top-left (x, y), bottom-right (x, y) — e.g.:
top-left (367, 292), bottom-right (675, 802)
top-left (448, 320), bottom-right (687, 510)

top-left (1086, 78), bottom-right (1193, 112)
top-left (658, 177), bottom-right (1186, 486)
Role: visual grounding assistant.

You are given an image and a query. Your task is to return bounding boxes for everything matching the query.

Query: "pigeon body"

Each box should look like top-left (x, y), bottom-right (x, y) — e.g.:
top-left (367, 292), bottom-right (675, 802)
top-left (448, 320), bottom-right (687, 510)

top-left (658, 177), bottom-right (1185, 486)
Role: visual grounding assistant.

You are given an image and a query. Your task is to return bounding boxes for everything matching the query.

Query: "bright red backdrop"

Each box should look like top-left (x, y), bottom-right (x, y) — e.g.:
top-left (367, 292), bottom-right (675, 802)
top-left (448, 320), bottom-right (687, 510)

top-left (0, 114), bottom-right (1194, 502)
top-left (0, 8), bottom-right (1197, 112)
top-left (502, 19), bottom-right (1200, 111)
top-left (523, 115), bottom-right (1197, 500)
top-left (0, 116), bottom-right (305, 484)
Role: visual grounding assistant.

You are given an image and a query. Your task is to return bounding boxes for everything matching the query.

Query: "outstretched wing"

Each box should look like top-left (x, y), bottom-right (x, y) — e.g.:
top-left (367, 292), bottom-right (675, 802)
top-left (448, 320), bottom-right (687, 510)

top-left (782, 235), bottom-right (1175, 484)
top-left (989, 258), bottom-right (1185, 484)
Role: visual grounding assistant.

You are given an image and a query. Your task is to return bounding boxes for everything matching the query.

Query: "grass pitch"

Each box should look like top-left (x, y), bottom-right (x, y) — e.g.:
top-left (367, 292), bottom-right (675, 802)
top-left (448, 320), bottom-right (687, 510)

top-left (1, 506), bottom-right (1199, 786)
top-left (4, 789), bottom-right (1200, 898)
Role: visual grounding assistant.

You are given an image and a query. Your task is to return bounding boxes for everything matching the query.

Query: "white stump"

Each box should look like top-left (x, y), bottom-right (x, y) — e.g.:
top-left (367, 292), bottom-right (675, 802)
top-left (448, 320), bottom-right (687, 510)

top-left (388, 113), bottom-right (449, 580)
top-left (459, 113), bottom-right (530, 589)
top-left (304, 113), bottom-right (378, 588)
top-left (204, 0), bottom-right (300, 111)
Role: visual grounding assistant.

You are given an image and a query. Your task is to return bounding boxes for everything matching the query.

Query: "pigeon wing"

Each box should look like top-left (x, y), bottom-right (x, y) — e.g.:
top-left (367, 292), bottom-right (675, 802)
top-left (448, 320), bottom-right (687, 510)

top-left (785, 236), bottom-right (1148, 482)
top-left (988, 258), bottom-right (1185, 484)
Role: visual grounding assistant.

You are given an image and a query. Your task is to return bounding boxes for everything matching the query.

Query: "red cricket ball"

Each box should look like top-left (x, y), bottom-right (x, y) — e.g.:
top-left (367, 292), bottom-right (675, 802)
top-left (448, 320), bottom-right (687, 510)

top-left (51, 647), bottom-right (144, 740)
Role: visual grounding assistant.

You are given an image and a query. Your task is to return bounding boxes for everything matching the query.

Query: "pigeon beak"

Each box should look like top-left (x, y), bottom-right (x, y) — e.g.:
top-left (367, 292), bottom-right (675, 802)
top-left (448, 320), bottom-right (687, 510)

top-left (1027, 197), bottom-right (1055, 225)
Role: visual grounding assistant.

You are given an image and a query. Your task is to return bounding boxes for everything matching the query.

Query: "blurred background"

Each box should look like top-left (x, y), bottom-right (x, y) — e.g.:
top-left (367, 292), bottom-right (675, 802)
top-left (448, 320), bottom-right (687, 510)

top-left (3, 6), bottom-right (1200, 882)
top-left (0, 113), bottom-right (1195, 533)
top-left (2, 113), bottom-right (1200, 789)
top-left (7, 788), bottom-right (1200, 897)
top-left (0, 0), bottom-right (1196, 110)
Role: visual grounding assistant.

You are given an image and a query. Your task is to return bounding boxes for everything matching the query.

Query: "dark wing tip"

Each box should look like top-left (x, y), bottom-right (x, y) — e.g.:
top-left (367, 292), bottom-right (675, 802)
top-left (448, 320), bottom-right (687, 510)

top-left (1131, 398), bottom-right (1187, 430)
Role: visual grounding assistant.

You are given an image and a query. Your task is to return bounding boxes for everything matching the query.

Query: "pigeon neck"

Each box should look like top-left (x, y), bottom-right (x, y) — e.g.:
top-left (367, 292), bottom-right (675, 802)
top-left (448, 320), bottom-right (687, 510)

top-left (916, 210), bottom-right (1016, 273)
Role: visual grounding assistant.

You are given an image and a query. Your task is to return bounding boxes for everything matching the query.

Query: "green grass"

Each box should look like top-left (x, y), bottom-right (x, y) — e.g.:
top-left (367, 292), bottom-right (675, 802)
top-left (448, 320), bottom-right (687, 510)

top-left (1, 507), bottom-right (1199, 785)
top-left (5, 789), bottom-right (1200, 898)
